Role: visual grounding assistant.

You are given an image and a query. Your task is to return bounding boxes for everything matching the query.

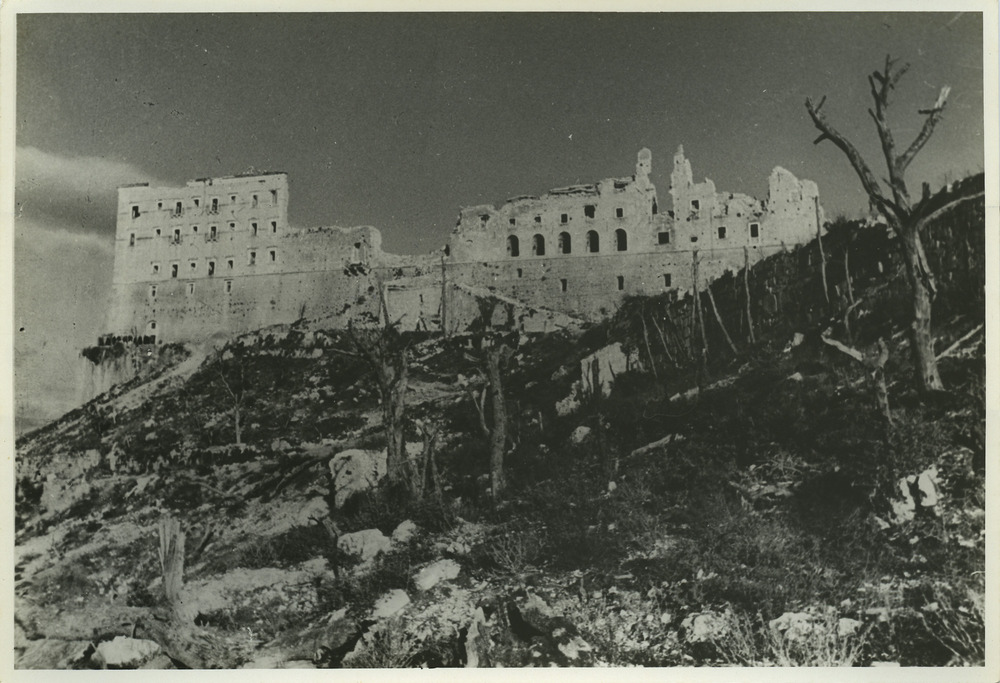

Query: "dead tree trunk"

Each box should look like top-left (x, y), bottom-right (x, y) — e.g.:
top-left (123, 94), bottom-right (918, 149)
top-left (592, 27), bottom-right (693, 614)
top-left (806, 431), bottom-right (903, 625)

top-left (816, 197), bottom-right (830, 305)
top-left (743, 246), bottom-right (756, 344)
top-left (692, 251), bottom-right (709, 382)
top-left (158, 516), bottom-right (186, 616)
top-left (484, 341), bottom-right (514, 500)
top-left (705, 284), bottom-right (738, 356)
top-left (640, 304), bottom-right (660, 380)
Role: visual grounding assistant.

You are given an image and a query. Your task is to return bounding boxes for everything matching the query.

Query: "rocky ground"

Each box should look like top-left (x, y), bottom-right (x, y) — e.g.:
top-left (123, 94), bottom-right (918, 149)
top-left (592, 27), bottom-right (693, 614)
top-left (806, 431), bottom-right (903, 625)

top-left (14, 205), bottom-right (988, 669)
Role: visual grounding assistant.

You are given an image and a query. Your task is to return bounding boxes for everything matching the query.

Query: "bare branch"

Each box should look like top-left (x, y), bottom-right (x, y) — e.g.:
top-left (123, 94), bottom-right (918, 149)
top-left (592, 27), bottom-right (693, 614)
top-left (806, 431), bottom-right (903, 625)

top-left (897, 86), bottom-right (950, 173)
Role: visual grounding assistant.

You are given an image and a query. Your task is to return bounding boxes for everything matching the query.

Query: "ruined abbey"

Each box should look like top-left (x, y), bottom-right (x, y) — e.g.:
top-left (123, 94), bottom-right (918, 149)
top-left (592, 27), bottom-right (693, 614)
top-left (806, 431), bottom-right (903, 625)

top-left (101, 147), bottom-right (823, 345)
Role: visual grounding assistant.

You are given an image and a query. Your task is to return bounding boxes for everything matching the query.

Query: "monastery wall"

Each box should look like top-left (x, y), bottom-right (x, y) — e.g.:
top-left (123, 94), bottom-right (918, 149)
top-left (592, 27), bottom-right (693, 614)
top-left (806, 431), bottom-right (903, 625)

top-left (100, 148), bottom-right (823, 346)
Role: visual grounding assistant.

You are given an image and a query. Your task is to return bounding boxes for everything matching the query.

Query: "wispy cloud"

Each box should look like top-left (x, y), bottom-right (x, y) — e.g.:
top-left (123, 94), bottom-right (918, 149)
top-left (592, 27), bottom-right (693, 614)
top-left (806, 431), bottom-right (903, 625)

top-left (15, 146), bottom-right (168, 236)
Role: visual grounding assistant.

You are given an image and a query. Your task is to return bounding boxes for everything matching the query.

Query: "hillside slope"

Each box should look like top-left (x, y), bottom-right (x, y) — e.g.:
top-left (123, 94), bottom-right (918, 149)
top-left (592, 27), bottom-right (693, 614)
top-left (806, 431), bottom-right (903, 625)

top-left (14, 182), bottom-right (986, 669)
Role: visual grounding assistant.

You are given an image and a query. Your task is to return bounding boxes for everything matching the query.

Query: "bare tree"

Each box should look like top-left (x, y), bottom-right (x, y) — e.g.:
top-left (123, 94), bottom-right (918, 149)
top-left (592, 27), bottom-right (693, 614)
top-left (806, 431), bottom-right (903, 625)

top-left (805, 55), bottom-right (967, 392)
top-left (349, 283), bottom-right (410, 485)
top-left (212, 344), bottom-right (253, 445)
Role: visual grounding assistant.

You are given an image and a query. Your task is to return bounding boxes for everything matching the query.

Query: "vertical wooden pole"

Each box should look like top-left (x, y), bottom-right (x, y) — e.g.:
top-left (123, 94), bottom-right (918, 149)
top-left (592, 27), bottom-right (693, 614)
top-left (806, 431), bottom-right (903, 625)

top-left (743, 246), bottom-right (756, 344)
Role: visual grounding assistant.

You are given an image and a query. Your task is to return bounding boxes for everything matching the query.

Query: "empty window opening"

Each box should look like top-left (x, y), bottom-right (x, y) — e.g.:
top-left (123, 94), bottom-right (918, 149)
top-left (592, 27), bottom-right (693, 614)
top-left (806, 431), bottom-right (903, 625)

top-left (658, 231), bottom-right (671, 245)
top-left (230, 222), bottom-right (237, 231)
top-left (227, 259), bottom-right (234, 270)
top-left (480, 214), bottom-right (490, 225)
top-left (560, 278), bottom-right (568, 292)
top-left (584, 205), bottom-right (596, 219)
top-left (560, 213), bottom-right (568, 224)
top-left (193, 198), bottom-right (200, 207)
top-left (270, 221), bottom-right (277, 233)
top-left (152, 263), bottom-right (160, 274)
top-left (507, 235), bottom-right (520, 258)
top-left (174, 201), bottom-right (183, 216)
top-left (173, 228), bottom-right (181, 243)
top-left (617, 275), bottom-right (625, 291)
top-left (192, 225), bottom-right (198, 233)
top-left (210, 198), bottom-right (218, 213)
top-left (690, 235), bottom-right (699, 243)
top-left (171, 264), bottom-right (178, 278)
top-left (210, 225), bottom-right (217, 240)
top-left (509, 218), bottom-right (516, 226)
top-left (269, 249), bottom-right (276, 262)
top-left (516, 268), bottom-right (523, 278)
top-left (149, 321), bottom-right (156, 331)
top-left (586, 230), bottom-right (600, 253)
top-left (225, 280), bottom-right (233, 293)
top-left (652, 199), bottom-right (658, 215)
top-left (150, 285), bottom-right (157, 298)
top-left (717, 226), bottom-right (727, 239)
top-left (534, 215), bottom-right (541, 223)
top-left (157, 202), bottom-right (163, 210)
top-left (208, 261), bottom-right (215, 276)
top-left (252, 194), bottom-right (258, 208)
top-left (558, 231), bottom-right (571, 254)
top-left (615, 228), bottom-right (628, 251)
top-left (750, 223), bottom-right (760, 238)
top-left (532, 234), bottom-right (545, 256)
top-left (444, 245), bottom-right (450, 257)
top-left (691, 199), bottom-right (700, 211)
top-left (230, 195), bottom-right (236, 203)
top-left (129, 233), bottom-right (135, 247)
top-left (270, 189), bottom-right (278, 205)
top-left (187, 283), bottom-right (195, 295)
top-left (190, 261), bottom-right (197, 270)
top-left (249, 251), bottom-right (257, 265)
top-left (155, 229), bottom-right (161, 236)
top-left (615, 207), bottom-right (624, 218)
top-left (131, 206), bottom-right (140, 219)
top-left (252, 223), bottom-right (258, 236)
top-left (663, 273), bottom-right (672, 287)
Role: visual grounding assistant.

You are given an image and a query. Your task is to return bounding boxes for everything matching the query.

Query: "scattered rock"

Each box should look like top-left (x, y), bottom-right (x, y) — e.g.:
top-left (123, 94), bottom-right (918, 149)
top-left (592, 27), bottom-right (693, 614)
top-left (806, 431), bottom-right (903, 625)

top-left (17, 639), bottom-right (94, 669)
top-left (391, 519), bottom-right (418, 545)
top-left (768, 611), bottom-right (813, 642)
top-left (557, 343), bottom-right (637, 416)
top-left (413, 559), bottom-right (461, 591)
top-left (681, 610), bottom-right (729, 643)
top-left (569, 426), bottom-right (591, 444)
top-left (787, 371), bottom-right (804, 382)
top-left (338, 529), bottom-right (391, 563)
top-left (371, 589), bottom-right (410, 619)
top-left (329, 449), bottom-right (387, 508)
top-left (93, 636), bottom-right (161, 668)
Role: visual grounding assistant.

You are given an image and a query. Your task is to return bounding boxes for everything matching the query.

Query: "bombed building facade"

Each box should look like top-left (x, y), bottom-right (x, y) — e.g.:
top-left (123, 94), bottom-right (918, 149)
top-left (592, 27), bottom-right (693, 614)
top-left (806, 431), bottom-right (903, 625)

top-left (100, 146), bottom-right (823, 345)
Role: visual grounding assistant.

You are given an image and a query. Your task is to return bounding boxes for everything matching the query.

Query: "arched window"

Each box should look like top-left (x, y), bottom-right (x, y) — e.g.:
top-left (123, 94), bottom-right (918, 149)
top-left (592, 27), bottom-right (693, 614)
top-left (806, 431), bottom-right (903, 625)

top-left (615, 228), bottom-right (628, 252)
top-left (507, 235), bottom-right (520, 257)
top-left (558, 232), bottom-right (571, 254)
top-left (532, 234), bottom-right (545, 256)
top-left (586, 230), bottom-right (599, 253)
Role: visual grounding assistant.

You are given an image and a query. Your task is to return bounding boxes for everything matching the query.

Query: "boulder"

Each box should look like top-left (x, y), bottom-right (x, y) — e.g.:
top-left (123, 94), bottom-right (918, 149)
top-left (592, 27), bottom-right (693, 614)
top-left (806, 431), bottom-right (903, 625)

top-left (569, 426), bottom-right (591, 444)
top-left (329, 449), bottom-right (387, 508)
top-left (391, 519), bottom-right (418, 545)
top-left (338, 529), bottom-right (391, 563)
top-left (413, 559), bottom-right (461, 591)
top-left (93, 636), bottom-right (161, 668)
top-left (17, 639), bottom-right (94, 669)
top-left (680, 610), bottom-right (729, 643)
top-left (768, 611), bottom-right (814, 642)
top-left (371, 589), bottom-right (410, 619)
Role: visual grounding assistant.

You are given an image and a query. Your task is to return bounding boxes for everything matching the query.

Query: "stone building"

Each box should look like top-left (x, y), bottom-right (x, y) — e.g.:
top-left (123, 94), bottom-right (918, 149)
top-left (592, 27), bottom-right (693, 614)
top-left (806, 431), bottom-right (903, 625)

top-left (99, 147), bottom-right (822, 345)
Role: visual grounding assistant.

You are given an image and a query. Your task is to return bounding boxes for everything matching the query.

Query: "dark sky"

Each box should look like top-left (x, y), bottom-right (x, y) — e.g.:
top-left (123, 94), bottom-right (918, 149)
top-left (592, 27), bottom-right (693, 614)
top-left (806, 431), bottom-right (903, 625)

top-left (12, 11), bottom-right (987, 427)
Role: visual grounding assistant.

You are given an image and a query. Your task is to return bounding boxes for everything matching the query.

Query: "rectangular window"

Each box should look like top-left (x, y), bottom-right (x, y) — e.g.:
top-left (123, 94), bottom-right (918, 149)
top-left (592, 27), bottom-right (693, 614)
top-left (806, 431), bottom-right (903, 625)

top-left (152, 263), bottom-right (160, 274)
top-left (225, 280), bottom-right (233, 293)
top-left (171, 264), bottom-right (178, 278)
top-left (230, 195), bottom-right (236, 203)
top-left (252, 222), bottom-right (258, 235)
top-left (690, 235), bottom-right (699, 243)
top-left (187, 282), bottom-right (195, 295)
top-left (560, 278), bottom-right (568, 292)
top-left (129, 233), bottom-right (135, 246)
top-left (173, 228), bottom-right (181, 243)
top-left (750, 223), bottom-right (760, 238)
top-left (231, 222), bottom-right (238, 231)
top-left (249, 251), bottom-right (256, 265)
top-left (270, 221), bottom-right (277, 233)
top-left (269, 249), bottom-right (276, 262)
top-left (615, 207), bottom-right (624, 218)
top-left (658, 231), bottom-right (671, 245)
top-left (194, 198), bottom-right (200, 208)
top-left (617, 275), bottom-right (625, 291)
top-left (131, 206), bottom-right (140, 219)
top-left (516, 268), bottom-right (523, 278)
top-left (192, 225), bottom-right (198, 233)
top-left (663, 273), bottom-right (672, 287)
top-left (252, 194), bottom-right (258, 208)
top-left (560, 213), bottom-right (568, 224)
top-left (175, 201), bottom-right (183, 216)
top-left (509, 218), bottom-right (516, 226)
top-left (155, 229), bottom-right (161, 236)
top-left (270, 189), bottom-right (278, 205)
top-left (584, 205), bottom-right (596, 219)
top-left (208, 261), bottom-right (215, 276)
top-left (210, 225), bottom-right (217, 240)
top-left (534, 215), bottom-right (541, 223)
top-left (157, 202), bottom-right (163, 210)
top-left (691, 200), bottom-right (700, 211)
top-left (227, 259), bottom-right (234, 269)
top-left (210, 198), bottom-right (218, 213)
top-left (190, 261), bottom-right (197, 271)
top-left (717, 226), bottom-right (727, 239)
